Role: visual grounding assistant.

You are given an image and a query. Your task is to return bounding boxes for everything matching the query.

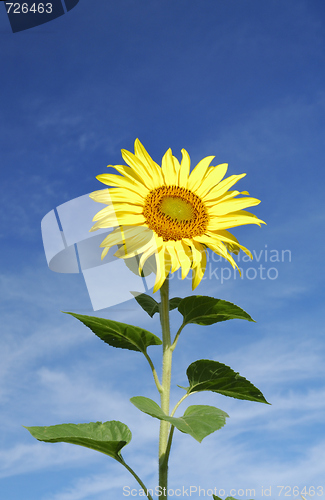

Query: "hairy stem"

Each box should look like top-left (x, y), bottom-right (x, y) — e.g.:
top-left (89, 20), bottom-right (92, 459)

top-left (162, 394), bottom-right (190, 469)
top-left (158, 276), bottom-right (172, 499)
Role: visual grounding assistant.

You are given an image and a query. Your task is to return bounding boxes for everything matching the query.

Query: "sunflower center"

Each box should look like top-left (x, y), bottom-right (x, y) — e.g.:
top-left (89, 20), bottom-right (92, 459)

top-left (160, 197), bottom-right (194, 222)
top-left (143, 186), bottom-right (209, 241)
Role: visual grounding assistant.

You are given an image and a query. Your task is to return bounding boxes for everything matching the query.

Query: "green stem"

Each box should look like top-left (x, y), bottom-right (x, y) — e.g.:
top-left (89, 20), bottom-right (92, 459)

top-left (170, 322), bottom-right (186, 352)
top-left (144, 352), bottom-right (163, 394)
top-left (162, 394), bottom-right (190, 469)
top-left (120, 458), bottom-right (154, 500)
top-left (158, 276), bottom-right (172, 500)
top-left (163, 424), bottom-right (175, 471)
top-left (170, 393), bottom-right (189, 417)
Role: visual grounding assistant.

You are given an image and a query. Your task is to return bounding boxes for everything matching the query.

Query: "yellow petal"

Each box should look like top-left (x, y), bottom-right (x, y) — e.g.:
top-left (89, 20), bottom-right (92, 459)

top-left (172, 155), bottom-right (182, 184)
top-left (90, 187), bottom-right (145, 205)
top-left (205, 240), bottom-right (240, 272)
top-left (174, 240), bottom-right (191, 279)
top-left (194, 163), bottom-right (228, 198)
top-left (134, 139), bottom-right (164, 185)
top-left (114, 234), bottom-right (155, 259)
top-left (203, 174), bottom-right (246, 202)
top-left (108, 189), bottom-right (145, 205)
top-left (89, 189), bottom-right (112, 205)
top-left (183, 238), bottom-right (204, 269)
top-left (165, 243), bottom-right (181, 273)
top-left (161, 148), bottom-right (179, 185)
top-left (113, 164), bottom-right (144, 184)
top-left (187, 155), bottom-right (215, 192)
top-left (204, 190), bottom-right (241, 206)
top-left (208, 210), bottom-right (266, 230)
top-left (96, 173), bottom-right (149, 198)
top-left (101, 247), bottom-right (110, 260)
top-left (100, 226), bottom-right (150, 248)
top-left (196, 230), bottom-right (252, 259)
top-left (93, 203), bottom-right (143, 221)
top-left (192, 246), bottom-right (207, 289)
top-left (178, 149), bottom-right (191, 186)
top-left (121, 149), bottom-right (157, 189)
top-left (153, 245), bottom-right (170, 292)
top-left (207, 197), bottom-right (261, 217)
top-left (90, 213), bottom-right (146, 231)
top-left (139, 235), bottom-right (163, 274)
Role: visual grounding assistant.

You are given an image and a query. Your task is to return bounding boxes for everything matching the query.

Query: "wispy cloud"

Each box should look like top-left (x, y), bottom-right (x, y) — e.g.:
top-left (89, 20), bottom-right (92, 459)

top-left (0, 442), bottom-right (95, 480)
top-left (44, 469), bottom-right (131, 500)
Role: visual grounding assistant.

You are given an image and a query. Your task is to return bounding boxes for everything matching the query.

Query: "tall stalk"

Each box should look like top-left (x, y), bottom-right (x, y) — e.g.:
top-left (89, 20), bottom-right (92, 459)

top-left (158, 276), bottom-right (172, 499)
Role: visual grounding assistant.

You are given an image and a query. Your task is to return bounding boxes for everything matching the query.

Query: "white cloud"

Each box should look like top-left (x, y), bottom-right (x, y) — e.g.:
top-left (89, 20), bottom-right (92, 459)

top-left (0, 442), bottom-right (93, 479)
top-left (44, 470), bottom-right (130, 500)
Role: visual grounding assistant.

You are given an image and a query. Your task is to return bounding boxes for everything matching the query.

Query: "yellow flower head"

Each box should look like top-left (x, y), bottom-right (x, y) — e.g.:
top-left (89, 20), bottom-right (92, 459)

top-left (90, 139), bottom-right (265, 292)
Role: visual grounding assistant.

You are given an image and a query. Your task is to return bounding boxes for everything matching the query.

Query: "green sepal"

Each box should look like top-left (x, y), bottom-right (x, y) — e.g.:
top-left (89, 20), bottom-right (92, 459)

top-left (131, 292), bottom-right (182, 318)
top-left (185, 359), bottom-right (270, 404)
top-left (24, 420), bottom-right (131, 462)
top-left (177, 296), bottom-right (255, 326)
top-left (64, 312), bottom-right (162, 353)
top-left (130, 396), bottom-right (228, 442)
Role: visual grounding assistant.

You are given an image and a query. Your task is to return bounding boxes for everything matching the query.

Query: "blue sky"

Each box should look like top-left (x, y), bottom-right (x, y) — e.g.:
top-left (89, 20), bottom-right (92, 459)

top-left (1, 1), bottom-right (325, 499)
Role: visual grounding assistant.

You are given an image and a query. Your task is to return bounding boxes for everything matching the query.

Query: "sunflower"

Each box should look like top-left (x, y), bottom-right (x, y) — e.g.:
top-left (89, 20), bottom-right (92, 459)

top-left (90, 139), bottom-right (265, 292)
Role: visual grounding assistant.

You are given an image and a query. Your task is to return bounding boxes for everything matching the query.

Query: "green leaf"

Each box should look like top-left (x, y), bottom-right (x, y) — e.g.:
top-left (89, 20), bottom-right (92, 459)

top-left (178, 296), bottom-right (255, 326)
top-left (131, 293), bottom-right (182, 318)
top-left (130, 396), bottom-right (228, 442)
top-left (185, 359), bottom-right (270, 404)
top-left (131, 293), bottom-right (159, 318)
top-left (64, 312), bottom-right (162, 353)
top-left (168, 297), bottom-right (183, 311)
top-left (25, 421), bottom-right (131, 461)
